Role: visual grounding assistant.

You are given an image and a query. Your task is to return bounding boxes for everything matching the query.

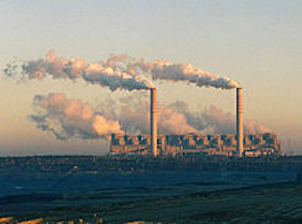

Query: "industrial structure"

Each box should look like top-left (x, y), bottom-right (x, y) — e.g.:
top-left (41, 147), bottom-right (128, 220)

top-left (237, 88), bottom-right (244, 156)
top-left (110, 132), bottom-right (282, 157)
top-left (150, 88), bottom-right (158, 156)
top-left (110, 87), bottom-right (282, 157)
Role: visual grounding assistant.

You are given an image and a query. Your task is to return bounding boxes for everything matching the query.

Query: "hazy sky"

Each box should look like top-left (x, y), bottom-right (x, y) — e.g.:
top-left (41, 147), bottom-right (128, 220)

top-left (0, 0), bottom-right (301, 155)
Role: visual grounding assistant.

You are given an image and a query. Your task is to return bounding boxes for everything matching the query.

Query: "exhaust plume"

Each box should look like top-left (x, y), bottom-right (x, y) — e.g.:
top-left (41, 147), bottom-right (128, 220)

top-left (7, 50), bottom-right (154, 91)
top-left (128, 59), bottom-right (240, 89)
top-left (169, 101), bottom-right (271, 134)
top-left (100, 55), bottom-right (240, 89)
top-left (4, 50), bottom-right (239, 90)
top-left (30, 93), bottom-right (123, 140)
top-left (30, 93), bottom-right (270, 140)
top-left (111, 95), bottom-right (270, 135)
top-left (119, 100), bottom-right (196, 135)
top-left (101, 94), bottom-right (196, 135)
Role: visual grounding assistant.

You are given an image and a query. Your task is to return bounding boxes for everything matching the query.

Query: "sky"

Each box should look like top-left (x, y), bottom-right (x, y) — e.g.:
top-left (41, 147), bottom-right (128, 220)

top-left (0, 0), bottom-right (301, 155)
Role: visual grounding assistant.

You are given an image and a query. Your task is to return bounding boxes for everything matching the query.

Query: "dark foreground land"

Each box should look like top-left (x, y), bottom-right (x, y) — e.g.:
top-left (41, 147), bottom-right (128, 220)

top-left (0, 155), bottom-right (301, 223)
top-left (1, 182), bottom-right (302, 223)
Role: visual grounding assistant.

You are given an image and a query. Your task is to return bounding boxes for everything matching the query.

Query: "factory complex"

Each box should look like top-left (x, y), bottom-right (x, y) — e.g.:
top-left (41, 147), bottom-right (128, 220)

top-left (110, 88), bottom-right (283, 157)
top-left (110, 132), bottom-right (282, 157)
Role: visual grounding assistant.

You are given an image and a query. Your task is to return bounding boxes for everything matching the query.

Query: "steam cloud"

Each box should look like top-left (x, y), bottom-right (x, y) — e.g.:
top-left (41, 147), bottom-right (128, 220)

top-left (89, 53), bottom-right (240, 89)
top-left (11, 50), bottom-right (154, 91)
top-left (116, 96), bottom-right (196, 135)
top-left (126, 58), bottom-right (240, 89)
top-left (5, 50), bottom-right (261, 140)
top-left (30, 93), bottom-right (123, 140)
top-left (4, 50), bottom-right (239, 90)
top-left (168, 101), bottom-right (272, 134)
top-left (107, 96), bottom-right (270, 135)
top-left (30, 93), bottom-right (270, 140)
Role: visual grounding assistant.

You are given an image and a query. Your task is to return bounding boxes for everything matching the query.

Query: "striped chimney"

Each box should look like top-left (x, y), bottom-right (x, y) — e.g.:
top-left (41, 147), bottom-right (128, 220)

top-left (150, 88), bottom-right (158, 156)
top-left (236, 88), bottom-right (244, 157)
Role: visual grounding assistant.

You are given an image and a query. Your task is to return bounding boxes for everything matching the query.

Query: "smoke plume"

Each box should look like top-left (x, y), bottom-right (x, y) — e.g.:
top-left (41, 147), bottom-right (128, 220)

top-left (4, 50), bottom-right (239, 90)
top-left (8, 50), bottom-right (154, 91)
top-left (117, 97), bottom-right (196, 135)
top-left (112, 96), bottom-right (270, 135)
top-left (127, 59), bottom-right (240, 89)
top-left (89, 54), bottom-right (240, 89)
top-left (30, 93), bottom-right (123, 140)
top-left (98, 55), bottom-right (240, 89)
top-left (30, 93), bottom-right (271, 140)
top-left (169, 101), bottom-right (272, 134)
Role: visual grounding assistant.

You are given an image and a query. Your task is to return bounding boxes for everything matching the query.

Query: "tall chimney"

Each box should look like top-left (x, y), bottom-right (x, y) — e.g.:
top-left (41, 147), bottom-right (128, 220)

top-left (151, 88), bottom-right (158, 156)
top-left (236, 88), bottom-right (244, 157)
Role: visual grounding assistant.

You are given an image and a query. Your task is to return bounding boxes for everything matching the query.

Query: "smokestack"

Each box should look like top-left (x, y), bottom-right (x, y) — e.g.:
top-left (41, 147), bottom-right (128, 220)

top-left (236, 88), bottom-right (244, 157)
top-left (151, 88), bottom-right (158, 156)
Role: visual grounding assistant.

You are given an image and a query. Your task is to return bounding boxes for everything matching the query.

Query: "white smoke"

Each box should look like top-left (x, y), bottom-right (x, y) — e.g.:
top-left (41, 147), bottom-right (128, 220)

top-left (169, 101), bottom-right (272, 134)
top-left (17, 50), bottom-right (155, 91)
top-left (99, 55), bottom-right (240, 89)
top-left (4, 50), bottom-right (239, 90)
top-left (243, 120), bottom-right (272, 135)
top-left (99, 94), bottom-right (196, 135)
top-left (110, 95), bottom-right (270, 135)
top-left (131, 59), bottom-right (240, 89)
top-left (118, 99), bottom-right (196, 135)
top-left (30, 93), bottom-right (271, 140)
top-left (30, 93), bottom-right (123, 140)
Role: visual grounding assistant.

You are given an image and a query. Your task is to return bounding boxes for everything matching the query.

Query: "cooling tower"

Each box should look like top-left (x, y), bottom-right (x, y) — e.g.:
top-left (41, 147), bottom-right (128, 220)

top-left (236, 88), bottom-right (244, 156)
top-left (151, 88), bottom-right (158, 156)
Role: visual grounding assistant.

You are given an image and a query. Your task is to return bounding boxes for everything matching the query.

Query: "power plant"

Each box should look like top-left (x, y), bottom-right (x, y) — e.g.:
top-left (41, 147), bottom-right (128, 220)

top-left (110, 88), bottom-right (283, 157)
top-left (8, 50), bottom-right (283, 157)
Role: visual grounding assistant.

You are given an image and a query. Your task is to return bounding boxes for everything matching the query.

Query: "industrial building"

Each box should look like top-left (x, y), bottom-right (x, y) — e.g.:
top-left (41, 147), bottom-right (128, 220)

top-left (110, 132), bottom-right (282, 157)
top-left (110, 87), bottom-right (282, 157)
